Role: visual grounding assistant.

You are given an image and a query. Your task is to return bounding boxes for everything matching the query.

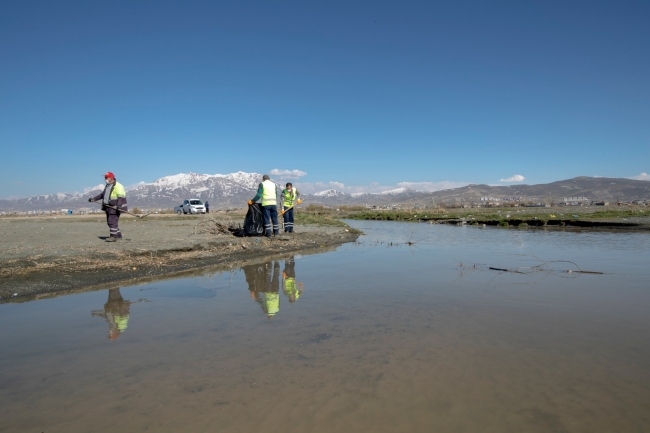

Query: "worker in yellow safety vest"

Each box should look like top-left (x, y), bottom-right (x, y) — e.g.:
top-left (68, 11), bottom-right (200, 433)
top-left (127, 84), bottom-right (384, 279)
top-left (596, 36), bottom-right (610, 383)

top-left (281, 183), bottom-right (301, 233)
top-left (89, 171), bottom-right (127, 242)
top-left (248, 174), bottom-right (279, 237)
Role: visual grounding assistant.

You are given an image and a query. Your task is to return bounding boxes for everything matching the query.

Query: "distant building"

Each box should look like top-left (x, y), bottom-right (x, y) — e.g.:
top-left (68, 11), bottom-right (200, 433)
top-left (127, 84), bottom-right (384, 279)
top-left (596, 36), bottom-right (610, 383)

top-left (561, 197), bottom-right (589, 206)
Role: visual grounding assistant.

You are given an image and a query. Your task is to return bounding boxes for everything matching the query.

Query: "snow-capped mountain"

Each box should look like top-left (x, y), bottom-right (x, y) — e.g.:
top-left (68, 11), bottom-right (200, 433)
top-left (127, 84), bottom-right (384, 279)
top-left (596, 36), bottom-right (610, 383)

top-left (126, 172), bottom-right (262, 209)
top-left (378, 187), bottom-right (411, 195)
top-left (220, 172), bottom-right (261, 189)
top-left (3, 175), bottom-right (649, 212)
top-left (0, 172), bottom-right (265, 212)
top-left (312, 189), bottom-right (349, 198)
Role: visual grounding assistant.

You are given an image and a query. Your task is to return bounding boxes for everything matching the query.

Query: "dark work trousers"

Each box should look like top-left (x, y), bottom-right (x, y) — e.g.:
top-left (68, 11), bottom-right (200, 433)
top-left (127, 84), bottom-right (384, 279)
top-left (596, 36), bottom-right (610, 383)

top-left (283, 207), bottom-right (294, 232)
top-left (262, 205), bottom-right (279, 236)
top-left (106, 211), bottom-right (122, 238)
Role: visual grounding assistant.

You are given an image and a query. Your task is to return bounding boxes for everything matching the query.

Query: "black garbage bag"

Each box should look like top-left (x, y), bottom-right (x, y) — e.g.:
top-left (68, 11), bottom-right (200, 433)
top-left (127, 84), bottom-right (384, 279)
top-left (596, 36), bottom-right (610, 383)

top-left (243, 203), bottom-right (265, 236)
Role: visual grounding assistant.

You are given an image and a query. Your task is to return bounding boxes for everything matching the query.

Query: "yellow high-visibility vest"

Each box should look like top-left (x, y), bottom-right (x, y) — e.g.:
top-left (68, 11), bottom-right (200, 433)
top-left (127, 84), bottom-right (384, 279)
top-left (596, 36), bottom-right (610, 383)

top-left (264, 293), bottom-right (279, 317)
top-left (282, 188), bottom-right (298, 207)
top-left (261, 180), bottom-right (277, 206)
top-left (115, 314), bottom-right (129, 331)
top-left (284, 278), bottom-right (300, 300)
top-left (110, 182), bottom-right (126, 199)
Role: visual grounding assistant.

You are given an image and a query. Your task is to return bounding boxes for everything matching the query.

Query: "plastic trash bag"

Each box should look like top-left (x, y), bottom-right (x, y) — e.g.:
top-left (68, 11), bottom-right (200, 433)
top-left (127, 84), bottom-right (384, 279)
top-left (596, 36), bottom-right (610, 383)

top-left (243, 203), bottom-right (265, 236)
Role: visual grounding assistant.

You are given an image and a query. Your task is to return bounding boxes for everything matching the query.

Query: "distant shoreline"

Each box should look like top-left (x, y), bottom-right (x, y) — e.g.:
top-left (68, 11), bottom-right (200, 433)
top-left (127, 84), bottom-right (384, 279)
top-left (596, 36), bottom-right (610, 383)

top-left (345, 206), bottom-right (650, 231)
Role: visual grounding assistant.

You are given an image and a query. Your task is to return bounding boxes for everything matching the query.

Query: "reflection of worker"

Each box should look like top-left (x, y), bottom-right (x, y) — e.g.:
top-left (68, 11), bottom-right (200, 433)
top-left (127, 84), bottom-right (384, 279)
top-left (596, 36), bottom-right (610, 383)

top-left (248, 174), bottom-right (279, 237)
top-left (91, 288), bottom-right (133, 340)
top-left (242, 261), bottom-right (281, 318)
top-left (281, 183), bottom-right (301, 233)
top-left (282, 256), bottom-right (304, 302)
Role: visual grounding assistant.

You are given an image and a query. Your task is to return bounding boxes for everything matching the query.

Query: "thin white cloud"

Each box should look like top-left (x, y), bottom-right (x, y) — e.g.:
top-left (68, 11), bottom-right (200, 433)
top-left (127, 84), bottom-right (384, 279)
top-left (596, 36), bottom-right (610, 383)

top-left (298, 181), bottom-right (349, 194)
top-left (499, 174), bottom-right (525, 182)
top-left (630, 172), bottom-right (650, 181)
top-left (269, 169), bottom-right (307, 180)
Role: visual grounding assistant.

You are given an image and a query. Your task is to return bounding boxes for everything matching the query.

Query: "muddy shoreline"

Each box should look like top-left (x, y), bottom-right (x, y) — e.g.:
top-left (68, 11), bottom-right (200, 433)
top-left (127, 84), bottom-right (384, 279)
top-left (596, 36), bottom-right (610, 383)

top-left (0, 214), bottom-right (359, 302)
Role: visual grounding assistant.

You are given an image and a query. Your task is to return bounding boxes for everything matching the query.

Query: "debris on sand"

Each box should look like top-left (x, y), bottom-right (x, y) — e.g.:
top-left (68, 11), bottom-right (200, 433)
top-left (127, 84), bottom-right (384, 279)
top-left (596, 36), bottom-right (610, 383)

top-left (193, 215), bottom-right (235, 236)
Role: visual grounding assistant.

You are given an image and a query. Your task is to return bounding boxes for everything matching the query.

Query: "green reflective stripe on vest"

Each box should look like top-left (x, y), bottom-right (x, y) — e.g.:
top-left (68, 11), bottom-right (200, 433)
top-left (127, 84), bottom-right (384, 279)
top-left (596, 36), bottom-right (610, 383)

top-left (282, 189), bottom-right (296, 207)
top-left (261, 180), bottom-right (277, 206)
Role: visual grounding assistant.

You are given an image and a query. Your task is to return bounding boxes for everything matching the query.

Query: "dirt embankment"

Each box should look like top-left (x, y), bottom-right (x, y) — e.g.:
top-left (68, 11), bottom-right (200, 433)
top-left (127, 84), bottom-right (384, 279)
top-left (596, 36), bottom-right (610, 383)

top-left (0, 214), bottom-right (359, 302)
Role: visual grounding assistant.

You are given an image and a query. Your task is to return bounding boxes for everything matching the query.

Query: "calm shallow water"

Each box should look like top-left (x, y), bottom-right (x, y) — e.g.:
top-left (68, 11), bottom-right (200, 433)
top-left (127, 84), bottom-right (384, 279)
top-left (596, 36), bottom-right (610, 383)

top-left (1, 222), bottom-right (649, 433)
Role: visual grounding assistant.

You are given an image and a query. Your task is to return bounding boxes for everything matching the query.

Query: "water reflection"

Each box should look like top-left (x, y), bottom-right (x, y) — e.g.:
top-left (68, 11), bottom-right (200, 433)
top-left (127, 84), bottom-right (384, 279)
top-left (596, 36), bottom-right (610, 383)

top-left (2, 222), bottom-right (650, 432)
top-left (282, 256), bottom-right (304, 303)
top-left (91, 288), bottom-right (136, 340)
top-left (242, 256), bottom-right (305, 318)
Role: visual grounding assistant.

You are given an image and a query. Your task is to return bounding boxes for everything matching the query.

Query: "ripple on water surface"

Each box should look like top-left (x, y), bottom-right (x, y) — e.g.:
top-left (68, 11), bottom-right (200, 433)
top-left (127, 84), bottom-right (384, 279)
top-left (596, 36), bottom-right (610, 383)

top-left (1, 221), bottom-right (649, 432)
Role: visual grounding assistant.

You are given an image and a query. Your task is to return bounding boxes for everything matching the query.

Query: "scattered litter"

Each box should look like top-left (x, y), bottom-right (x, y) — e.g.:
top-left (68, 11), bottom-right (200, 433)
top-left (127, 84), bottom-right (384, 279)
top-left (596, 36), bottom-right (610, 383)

top-left (489, 267), bottom-right (525, 274)
top-left (486, 255), bottom-right (603, 275)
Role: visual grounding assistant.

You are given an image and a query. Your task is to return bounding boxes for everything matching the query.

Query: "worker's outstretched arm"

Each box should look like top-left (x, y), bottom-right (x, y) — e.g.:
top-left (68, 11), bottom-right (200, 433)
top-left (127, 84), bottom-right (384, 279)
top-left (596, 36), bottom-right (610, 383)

top-left (250, 183), bottom-right (264, 203)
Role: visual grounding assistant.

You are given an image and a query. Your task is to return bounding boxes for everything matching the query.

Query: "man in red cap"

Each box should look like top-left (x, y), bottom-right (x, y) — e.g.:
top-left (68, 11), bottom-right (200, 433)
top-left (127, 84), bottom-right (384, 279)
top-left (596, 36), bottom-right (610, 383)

top-left (89, 172), bottom-right (127, 242)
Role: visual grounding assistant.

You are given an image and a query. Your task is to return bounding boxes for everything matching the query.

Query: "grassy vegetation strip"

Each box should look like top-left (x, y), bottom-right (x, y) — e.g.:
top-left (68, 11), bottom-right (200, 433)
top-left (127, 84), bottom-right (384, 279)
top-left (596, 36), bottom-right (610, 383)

top-left (346, 208), bottom-right (649, 222)
top-left (346, 211), bottom-right (431, 222)
top-left (291, 208), bottom-right (361, 235)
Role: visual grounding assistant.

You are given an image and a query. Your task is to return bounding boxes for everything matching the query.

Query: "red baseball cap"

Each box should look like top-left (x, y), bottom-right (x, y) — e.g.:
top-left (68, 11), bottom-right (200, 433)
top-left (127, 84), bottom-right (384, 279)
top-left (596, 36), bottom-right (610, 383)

top-left (104, 172), bottom-right (115, 179)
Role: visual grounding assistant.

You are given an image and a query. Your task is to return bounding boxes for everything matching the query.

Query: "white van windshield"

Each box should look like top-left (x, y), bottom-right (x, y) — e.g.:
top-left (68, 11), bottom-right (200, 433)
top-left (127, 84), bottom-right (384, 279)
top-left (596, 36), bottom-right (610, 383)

top-left (189, 200), bottom-right (203, 205)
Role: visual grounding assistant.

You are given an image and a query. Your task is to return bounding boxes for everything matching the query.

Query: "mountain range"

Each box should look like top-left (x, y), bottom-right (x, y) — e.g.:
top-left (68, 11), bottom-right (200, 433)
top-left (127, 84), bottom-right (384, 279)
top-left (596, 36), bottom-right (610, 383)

top-left (310, 177), bottom-right (650, 206)
top-left (1, 173), bottom-right (649, 212)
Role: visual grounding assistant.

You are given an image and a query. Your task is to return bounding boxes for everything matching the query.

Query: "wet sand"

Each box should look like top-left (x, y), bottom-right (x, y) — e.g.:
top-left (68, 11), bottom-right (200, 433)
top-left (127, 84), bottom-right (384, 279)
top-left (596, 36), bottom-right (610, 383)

top-left (0, 214), bottom-right (359, 301)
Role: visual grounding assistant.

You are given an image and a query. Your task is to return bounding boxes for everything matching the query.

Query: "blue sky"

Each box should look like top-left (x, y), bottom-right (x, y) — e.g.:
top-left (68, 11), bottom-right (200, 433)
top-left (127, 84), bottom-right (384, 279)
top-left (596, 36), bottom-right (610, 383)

top-left (1, 0), bottom-right (649, 198)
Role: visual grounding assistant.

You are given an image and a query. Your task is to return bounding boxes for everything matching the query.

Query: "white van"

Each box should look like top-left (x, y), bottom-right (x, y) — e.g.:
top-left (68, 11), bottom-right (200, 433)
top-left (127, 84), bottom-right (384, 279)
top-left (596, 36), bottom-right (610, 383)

top-left (175, 199), bottom-right (206, 214)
